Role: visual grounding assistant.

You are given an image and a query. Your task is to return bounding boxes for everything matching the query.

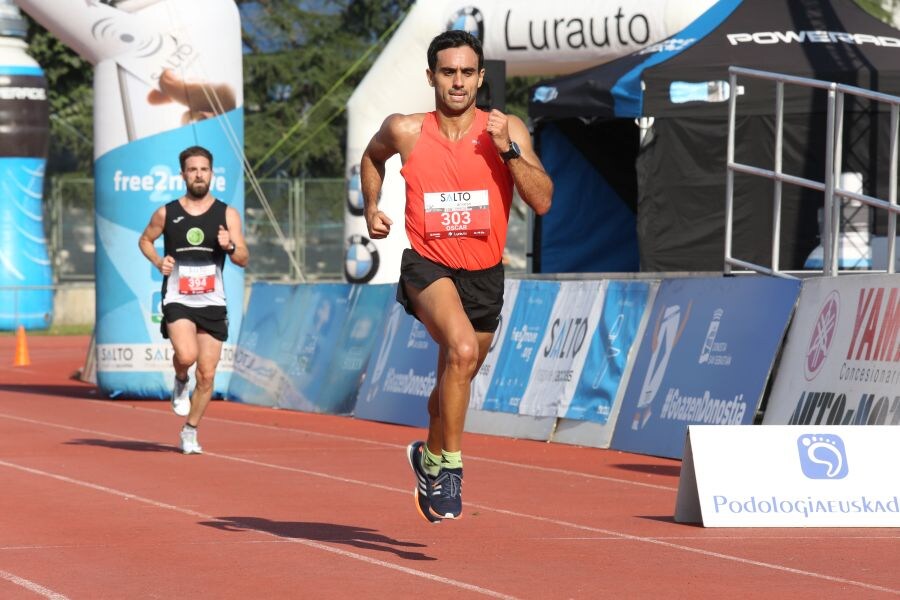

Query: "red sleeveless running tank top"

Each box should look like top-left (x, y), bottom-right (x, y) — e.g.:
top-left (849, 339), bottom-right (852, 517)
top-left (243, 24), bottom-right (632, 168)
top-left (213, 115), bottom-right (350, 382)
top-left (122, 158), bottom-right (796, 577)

top-left (400, 110), bottom-right (514, 270)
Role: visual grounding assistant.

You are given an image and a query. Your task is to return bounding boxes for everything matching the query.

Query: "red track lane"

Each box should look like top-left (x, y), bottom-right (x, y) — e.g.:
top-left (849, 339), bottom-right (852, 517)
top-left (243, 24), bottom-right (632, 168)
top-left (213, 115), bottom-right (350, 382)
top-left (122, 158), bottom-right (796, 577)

top-left (0, 335), bottom-right (898, 599)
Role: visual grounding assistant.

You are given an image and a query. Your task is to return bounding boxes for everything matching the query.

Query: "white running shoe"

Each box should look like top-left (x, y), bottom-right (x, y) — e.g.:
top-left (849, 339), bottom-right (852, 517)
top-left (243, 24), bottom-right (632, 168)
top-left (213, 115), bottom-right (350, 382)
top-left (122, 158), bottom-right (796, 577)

top-left (180, 426), bottom-right (203, 455)
top-left (171, 376), bottom-right (191, 417)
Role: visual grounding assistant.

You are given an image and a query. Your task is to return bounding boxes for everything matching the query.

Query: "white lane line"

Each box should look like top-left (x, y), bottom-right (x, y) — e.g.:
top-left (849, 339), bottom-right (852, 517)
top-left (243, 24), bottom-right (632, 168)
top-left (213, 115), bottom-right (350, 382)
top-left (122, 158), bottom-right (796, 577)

top-left (0, 458), bottom-right (516, 600)
top-left (96, 403), bottom-right (680, 491)
top-left (3, 413), bottom-right (900, 596)
top-left (0, 569), bottom-right (69, 600)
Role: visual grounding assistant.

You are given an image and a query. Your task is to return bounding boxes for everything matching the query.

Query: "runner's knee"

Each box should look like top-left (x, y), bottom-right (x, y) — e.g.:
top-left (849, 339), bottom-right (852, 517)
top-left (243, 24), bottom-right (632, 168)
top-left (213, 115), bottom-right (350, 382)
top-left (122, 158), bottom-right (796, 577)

top-left (446, 339), bottom-right (478, 376)
top-left (194, 365), bottom-right (216, 390)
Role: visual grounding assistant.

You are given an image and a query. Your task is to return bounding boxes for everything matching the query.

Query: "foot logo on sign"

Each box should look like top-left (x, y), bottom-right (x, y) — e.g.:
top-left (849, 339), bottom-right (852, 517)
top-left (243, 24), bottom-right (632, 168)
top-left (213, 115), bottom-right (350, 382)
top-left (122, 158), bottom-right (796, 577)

top-left (797, 434), bottom-right (848, 479)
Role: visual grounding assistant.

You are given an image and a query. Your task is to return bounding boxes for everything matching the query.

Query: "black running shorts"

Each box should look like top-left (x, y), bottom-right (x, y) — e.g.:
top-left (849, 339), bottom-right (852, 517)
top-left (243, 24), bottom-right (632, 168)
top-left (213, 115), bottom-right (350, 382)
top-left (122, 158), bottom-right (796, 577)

top-left (161, 303), bottom-right (229, 342)
top-left (396, 248), bottom-right (504, 333)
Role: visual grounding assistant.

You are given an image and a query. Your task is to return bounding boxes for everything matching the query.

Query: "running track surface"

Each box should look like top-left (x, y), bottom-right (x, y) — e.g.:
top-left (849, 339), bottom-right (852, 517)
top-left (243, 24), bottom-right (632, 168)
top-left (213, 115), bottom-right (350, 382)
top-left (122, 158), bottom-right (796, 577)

top-left (0, 335), bottom-right (898, 599)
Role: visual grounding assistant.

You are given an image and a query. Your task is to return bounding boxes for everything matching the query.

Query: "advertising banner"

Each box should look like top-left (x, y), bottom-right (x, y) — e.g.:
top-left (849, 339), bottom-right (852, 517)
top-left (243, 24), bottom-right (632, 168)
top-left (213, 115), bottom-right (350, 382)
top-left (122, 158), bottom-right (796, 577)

top-left (562, 280), bottom-right (652, 423)
top-left (519, 280), bottom-right (606, 417)
top-left (355, 302), bottom-right (437, 427)
top-left (763, 275), bottom-right (900, 426)
top-left (229, 282), bottom-right (295, 407)
top-left (471, 278), bottom-right (520, 410)
top-left (480, 280), bottom-right (559, 413)
top-left (19, 0), bottom-right (244, 398)
top-left (278, 284), bottom-right (352, 411)
top-left (0, 32), bottom-right (51, 329)
top-left (676, 425), bottom-right (900, 527)
top-left (611, 277), bottom-right (801, 459)
top-left (316, 284), bottom-right (394, 414)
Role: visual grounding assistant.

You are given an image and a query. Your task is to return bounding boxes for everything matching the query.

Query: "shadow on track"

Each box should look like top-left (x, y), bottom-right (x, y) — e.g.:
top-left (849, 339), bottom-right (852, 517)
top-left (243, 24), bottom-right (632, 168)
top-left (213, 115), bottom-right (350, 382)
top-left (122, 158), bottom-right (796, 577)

top-left (201, 516), bottom-right (436, 561)
top-left (65, 438), bottom-right (180, 453)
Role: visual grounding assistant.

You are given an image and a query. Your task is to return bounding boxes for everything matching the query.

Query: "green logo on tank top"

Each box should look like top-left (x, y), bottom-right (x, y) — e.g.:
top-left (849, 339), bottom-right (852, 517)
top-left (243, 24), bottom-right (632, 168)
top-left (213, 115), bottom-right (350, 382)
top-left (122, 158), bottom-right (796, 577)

top-left (186, 227), bottom-right (204, 245)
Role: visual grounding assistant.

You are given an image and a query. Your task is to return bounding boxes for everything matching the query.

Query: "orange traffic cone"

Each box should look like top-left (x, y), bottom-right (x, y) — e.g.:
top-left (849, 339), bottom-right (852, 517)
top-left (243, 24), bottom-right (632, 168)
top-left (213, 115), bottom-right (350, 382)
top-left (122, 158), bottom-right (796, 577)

top-left (14, 325), bottom-right (30, 367)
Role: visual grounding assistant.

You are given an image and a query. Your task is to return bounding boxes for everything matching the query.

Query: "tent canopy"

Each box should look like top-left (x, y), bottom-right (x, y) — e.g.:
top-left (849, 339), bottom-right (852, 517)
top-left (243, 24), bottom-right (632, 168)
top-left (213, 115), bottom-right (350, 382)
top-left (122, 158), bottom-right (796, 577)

top-left (529, 0), bottom-right (900, 273)
top-left (531, 0), bottom-right (900, 120)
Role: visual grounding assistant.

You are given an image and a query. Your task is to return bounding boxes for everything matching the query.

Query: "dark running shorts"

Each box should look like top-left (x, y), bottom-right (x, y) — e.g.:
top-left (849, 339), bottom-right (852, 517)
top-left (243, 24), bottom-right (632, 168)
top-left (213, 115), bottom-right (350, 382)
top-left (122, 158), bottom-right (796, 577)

top-left (161, 303), bottom-right (229, 342)
top-left (396, 248), bottom-right (504, 333)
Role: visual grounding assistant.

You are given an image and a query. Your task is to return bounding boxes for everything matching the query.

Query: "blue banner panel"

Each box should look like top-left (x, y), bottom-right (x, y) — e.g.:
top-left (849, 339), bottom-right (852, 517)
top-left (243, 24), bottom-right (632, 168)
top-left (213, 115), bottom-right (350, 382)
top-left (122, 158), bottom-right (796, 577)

top-left (278, 283), bottom-right (352, 411)
top-left (481, 280), bottom-right (560, 413)
top-left (564, 280), bottom-right (651, 423)
top-left (0, 157), bottom-right (52, 329)
top-left (610, 277), bottom-right (801, 459)
top-left (229, 282), bottom-right (296, 407)
top-left (354, 302), bottom-right (437, 428)
top-left (316, 284), bottom-right (393, 414)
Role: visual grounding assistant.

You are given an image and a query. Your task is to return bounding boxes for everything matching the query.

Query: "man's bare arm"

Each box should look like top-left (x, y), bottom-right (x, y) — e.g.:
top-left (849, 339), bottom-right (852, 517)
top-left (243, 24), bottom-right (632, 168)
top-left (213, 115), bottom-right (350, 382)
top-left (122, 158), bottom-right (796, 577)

top-left (360, 116), bottom-right (398, 239)
top-left (138, 206), bottom-right (169, 273)
top-left (504, 115), bottom-right (553, 215)
top-left (485, 110), bottom-right (553, 216)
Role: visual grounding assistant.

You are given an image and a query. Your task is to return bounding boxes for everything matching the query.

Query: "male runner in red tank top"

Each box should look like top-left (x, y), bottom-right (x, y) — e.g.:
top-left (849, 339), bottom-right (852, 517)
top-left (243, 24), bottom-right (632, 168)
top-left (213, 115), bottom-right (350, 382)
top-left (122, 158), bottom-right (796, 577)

top-left (361, 30), bottom-right (553, 521)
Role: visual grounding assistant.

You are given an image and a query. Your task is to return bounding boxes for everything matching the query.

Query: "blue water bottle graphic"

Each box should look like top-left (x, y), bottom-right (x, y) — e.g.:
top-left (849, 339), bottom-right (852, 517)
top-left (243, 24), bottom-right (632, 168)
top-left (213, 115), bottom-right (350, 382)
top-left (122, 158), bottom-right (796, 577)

top-left (0, 0), bottom-right (52, 330)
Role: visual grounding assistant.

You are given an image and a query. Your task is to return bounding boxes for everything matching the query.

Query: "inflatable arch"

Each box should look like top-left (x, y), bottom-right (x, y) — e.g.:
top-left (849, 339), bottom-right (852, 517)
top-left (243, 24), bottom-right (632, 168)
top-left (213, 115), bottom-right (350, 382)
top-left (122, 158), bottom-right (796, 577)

top-left (18, 0), bottom-right (244, 399)
top-left (343, 0), bottom-right (717, 284)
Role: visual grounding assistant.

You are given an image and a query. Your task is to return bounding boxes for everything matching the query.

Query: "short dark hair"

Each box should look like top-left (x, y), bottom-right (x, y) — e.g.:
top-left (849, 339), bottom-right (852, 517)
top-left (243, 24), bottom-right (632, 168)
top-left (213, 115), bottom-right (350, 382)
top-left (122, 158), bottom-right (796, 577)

top-left (179, 145), bottom-right (213, 171)
top-left (427, 30), bottom-right (483, 71)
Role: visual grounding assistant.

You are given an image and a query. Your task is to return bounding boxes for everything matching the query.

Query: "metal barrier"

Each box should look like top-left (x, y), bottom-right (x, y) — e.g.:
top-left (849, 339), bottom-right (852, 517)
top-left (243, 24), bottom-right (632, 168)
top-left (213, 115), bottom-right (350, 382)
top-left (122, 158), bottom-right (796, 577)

top-left (725, 65), bottom-right (899, 278)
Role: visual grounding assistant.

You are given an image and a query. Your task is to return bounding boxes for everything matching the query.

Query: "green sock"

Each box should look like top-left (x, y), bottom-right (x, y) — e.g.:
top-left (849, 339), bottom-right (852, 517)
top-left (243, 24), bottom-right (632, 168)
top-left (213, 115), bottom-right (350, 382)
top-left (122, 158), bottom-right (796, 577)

top-left (421, 445), bottom-right (442, 477)
top-left (441, 450), bottom-right (463, 470)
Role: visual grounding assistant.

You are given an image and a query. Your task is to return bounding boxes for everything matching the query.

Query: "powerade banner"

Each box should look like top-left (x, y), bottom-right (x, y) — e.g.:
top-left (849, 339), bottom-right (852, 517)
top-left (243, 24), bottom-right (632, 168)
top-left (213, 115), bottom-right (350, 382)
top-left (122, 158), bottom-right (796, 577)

top-left (763, 275), bottom-right (900, 427)
top-left (230, 282), bottom-right (295, 407)
top-left (562, 280), bottom-right (651, 424)
top-left (481, 280), bottom-right (559, 413)
top-left (0, 63), bottom-right (51, 330)
top-left (0, 157), bottom-right (51, 329)
top-left (355, 302), bottom-right (437, 427)
top-left (471, 278), bottom-right (520, 410)
top-left (19, 0), bottom-right (244, 398)
top-left (611, 277), bottom-right (801, 459)
top-left (519, 280), bottom-right (606, 417)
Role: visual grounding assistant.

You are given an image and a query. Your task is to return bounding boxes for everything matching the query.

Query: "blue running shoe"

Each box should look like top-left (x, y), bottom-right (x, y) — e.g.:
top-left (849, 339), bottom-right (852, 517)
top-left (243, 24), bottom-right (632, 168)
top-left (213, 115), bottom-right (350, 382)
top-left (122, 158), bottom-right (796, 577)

top-left (406, 441), bottom-right (441, 524)
top-left (429, 467), bottom-right (463, 519)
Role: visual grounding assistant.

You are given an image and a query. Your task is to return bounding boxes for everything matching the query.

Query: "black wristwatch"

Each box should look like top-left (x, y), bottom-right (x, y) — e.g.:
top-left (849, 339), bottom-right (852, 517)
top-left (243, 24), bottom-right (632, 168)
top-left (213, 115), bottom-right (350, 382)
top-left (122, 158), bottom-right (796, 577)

top-left (500, 141), bottom-right (521, 162)
top-left (226, 242), bottom-right (236, 255)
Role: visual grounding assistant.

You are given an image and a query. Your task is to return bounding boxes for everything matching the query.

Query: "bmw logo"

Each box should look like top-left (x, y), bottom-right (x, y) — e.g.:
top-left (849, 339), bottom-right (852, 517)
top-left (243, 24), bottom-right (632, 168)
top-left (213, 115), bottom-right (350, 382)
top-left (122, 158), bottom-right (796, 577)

top-left (344, 234), bottom-right (379, 283)
top-left (447, 6), bottom-right (484, 40)
top-left (346, 163), bottom-right (363, 216)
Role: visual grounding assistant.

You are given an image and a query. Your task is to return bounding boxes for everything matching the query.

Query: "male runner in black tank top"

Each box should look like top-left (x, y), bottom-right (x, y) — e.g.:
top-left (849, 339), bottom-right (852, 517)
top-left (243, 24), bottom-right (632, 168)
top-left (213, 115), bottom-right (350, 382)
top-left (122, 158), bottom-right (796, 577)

top-left (139, 145), bottom-right (249, 454)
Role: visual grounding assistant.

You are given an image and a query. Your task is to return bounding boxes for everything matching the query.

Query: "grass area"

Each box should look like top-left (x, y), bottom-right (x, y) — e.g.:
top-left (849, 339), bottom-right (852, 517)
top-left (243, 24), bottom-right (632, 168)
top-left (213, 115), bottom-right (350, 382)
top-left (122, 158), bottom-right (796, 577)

top-left (1, 324), bottom-right (93, 336)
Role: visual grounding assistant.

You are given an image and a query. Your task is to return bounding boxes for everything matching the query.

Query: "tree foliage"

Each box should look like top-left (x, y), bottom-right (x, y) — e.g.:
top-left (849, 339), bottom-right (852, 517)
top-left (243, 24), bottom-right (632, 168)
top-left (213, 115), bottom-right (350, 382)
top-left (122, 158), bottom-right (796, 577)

top-left (239, 0), bottom-right (416, 178)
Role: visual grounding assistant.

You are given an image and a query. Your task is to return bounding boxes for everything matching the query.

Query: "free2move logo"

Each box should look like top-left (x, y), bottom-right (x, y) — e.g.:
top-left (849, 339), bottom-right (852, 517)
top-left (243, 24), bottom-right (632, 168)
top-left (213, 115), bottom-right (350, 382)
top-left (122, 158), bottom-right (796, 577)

top-left (797, 433), bottom-right (849, 479)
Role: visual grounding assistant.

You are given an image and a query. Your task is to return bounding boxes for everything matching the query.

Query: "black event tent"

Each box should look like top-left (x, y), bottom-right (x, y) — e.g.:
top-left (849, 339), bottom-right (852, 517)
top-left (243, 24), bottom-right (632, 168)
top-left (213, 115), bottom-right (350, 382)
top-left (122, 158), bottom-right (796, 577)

top-left (528, 0), bottom-right (900, 273)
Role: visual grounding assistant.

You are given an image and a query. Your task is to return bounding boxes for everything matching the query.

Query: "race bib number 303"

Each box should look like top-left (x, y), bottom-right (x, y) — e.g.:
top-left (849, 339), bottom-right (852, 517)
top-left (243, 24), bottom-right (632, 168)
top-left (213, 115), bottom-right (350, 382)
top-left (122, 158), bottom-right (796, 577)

top-left (178, 264), bottom-right (216, 295)
top-left (423, 190), bottom-right (490, 239)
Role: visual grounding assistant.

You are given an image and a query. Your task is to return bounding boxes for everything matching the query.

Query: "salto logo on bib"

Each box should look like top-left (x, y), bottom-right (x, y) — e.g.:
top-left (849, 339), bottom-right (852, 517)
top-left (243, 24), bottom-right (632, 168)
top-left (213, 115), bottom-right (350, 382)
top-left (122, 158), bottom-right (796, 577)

top-left (797, 434), bottom-right (848, 479)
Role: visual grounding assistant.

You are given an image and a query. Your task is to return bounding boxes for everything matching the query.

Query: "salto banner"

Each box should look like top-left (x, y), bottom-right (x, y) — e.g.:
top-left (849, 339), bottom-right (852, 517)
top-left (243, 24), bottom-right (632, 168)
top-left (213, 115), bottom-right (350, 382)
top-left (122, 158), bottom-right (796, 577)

top-left (19, 0), bottom-right (245, 398)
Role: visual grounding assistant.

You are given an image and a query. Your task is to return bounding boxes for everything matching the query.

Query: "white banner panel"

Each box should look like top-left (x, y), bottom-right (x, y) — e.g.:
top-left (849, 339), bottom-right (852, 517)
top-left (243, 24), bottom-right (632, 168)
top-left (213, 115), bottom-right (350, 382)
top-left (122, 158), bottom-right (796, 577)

top-left (676, 425), bottom-right (900, 527)
top-left (519, 280), bottom-right (606, 417)
top-left (764, 275), bottom-right (900, 426)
